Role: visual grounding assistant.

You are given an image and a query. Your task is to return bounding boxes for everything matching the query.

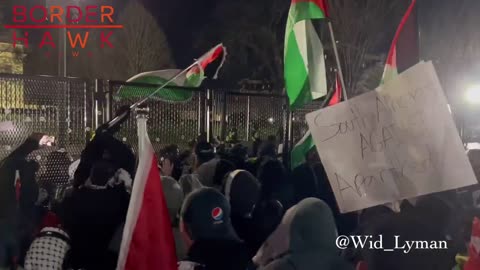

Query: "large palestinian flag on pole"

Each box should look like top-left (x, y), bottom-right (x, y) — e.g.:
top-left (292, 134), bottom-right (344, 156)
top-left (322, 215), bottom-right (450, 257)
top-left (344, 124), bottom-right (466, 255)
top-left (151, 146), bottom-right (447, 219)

top-left (117, 44), bottom-right (226, 103)
top-left (284, 0), bottom-right (328, 109)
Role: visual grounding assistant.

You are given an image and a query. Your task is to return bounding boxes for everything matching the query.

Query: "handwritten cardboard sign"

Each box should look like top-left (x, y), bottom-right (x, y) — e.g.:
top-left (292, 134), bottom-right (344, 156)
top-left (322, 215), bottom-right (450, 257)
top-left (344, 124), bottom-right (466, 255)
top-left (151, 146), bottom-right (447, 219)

top-left (306, 62), bottom-right (477, 213)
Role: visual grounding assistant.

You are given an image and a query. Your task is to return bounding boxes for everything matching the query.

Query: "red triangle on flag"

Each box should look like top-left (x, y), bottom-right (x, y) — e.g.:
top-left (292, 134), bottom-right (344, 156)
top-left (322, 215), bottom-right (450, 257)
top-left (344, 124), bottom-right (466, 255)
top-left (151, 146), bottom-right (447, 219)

top-left (328, 75), bottom-right (342, 106)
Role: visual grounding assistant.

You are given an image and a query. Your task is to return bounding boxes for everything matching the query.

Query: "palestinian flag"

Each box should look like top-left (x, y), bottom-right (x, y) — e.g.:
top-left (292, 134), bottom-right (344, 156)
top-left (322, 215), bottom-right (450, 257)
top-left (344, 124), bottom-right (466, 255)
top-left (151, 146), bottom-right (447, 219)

top-left (284, 0), bottom-right (328, 109)
top-left (291, 75), bottom-right (342, 169)
top-left (117, 44), bottom-right (226, 103)
top-left (382, 0), bottom-right (418, 83)
top-left (117, 117), bottom-right (177, 270)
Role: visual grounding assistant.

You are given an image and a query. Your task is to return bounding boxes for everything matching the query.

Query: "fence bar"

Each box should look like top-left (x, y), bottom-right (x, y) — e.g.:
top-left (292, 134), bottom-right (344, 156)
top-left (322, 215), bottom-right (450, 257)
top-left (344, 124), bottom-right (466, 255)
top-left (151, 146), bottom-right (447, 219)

top-left (221, 91), bottom-right (228, 141)
top-left (246, 96), bottom-right (251, 141)
top-left (283, 97), bottom-right (292, 168)
top-left (206, 88), bottom-right (212, 143)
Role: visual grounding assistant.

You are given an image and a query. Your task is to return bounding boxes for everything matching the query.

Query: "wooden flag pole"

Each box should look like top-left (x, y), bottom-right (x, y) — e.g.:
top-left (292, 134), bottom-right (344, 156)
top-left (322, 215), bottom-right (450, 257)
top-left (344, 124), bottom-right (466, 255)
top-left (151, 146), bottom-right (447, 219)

top-left (328, 21), bottom-right (348, 100)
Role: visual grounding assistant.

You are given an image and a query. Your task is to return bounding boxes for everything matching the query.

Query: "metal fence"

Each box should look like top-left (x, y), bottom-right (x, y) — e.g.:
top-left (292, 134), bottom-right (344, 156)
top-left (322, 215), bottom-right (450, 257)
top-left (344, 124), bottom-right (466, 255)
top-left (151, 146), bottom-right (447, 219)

top-left (0, 73), bottom-right (306, 187)
top-left (0, 74), bottom-right (91, 186)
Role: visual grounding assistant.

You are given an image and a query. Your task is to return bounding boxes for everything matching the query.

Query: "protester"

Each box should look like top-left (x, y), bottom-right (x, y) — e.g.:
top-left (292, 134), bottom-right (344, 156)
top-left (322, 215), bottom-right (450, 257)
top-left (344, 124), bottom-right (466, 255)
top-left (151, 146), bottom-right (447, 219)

top-left (212, 159), bottom-right (236, 190)
top-left (227, 144), bottom-right (249, 170)
top-left (194, 142), bottom-right (218, 185)
top-left (223, 170), bottom-right (261, 255)
top-left (179, 174), bottom-right (203, 197)
top-left (73, 131), bottom-right (135, 189)
top-left (58, 133), bottom-right (133, 270)
top-left (257, 159), bottom-right (293, 208)
top-left (253, 198), bottom-right (353, 270)
top-left (160, 144), bottom-right (184, 180)
top-left (291, 149), bottom-right (322, 203)
top-left (161, 176), bottom-right (187, 259)
top-left (179, 188), bottom-right (250, 270)
top-left (0, 133), bottom-right (43, 268)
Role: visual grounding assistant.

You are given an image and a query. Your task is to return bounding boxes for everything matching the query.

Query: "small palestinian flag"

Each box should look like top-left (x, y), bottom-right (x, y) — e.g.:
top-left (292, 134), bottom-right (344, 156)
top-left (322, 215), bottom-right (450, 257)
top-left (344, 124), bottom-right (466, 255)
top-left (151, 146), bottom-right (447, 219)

top-left (117, 44), bottom-right (226, 103)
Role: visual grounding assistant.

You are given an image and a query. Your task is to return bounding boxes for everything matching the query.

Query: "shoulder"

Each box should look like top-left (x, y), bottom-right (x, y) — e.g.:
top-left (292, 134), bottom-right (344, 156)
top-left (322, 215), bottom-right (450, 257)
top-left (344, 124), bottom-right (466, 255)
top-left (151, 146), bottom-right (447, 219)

top-left (178, 260), bottom-right (206, 270)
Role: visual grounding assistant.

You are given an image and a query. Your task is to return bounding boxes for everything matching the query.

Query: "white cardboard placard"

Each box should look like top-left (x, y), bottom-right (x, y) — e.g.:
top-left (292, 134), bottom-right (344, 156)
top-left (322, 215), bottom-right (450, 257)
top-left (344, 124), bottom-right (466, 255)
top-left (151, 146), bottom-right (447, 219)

top-left (306, 62), bottom-right (477, 213)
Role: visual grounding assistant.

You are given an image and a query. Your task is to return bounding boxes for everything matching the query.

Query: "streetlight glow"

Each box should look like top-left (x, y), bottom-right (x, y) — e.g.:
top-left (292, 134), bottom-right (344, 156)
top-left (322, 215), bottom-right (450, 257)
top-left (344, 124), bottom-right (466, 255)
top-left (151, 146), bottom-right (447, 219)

top-left (466, 85), bottom-right (480, 104)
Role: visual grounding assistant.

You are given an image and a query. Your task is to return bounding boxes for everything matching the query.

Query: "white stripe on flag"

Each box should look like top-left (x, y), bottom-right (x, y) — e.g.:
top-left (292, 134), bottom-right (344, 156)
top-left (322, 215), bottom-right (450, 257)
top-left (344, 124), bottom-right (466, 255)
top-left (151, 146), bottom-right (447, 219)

top-left (293, 20), bottom-right (327, 100)
top-left (116, 117), bottom-right (153, 270)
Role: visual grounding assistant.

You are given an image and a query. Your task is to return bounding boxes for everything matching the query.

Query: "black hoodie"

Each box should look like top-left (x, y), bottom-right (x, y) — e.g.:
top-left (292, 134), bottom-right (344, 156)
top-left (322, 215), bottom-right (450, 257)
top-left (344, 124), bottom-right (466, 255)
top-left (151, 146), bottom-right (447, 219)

top-left (179, 239), bottom-right (251, 270)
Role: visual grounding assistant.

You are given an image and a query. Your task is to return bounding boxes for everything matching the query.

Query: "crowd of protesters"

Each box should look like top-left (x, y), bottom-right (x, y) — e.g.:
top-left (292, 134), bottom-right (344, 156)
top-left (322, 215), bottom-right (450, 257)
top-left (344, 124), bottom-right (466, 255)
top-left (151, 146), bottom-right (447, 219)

top-left (1, 126), bottom-right (480, 270)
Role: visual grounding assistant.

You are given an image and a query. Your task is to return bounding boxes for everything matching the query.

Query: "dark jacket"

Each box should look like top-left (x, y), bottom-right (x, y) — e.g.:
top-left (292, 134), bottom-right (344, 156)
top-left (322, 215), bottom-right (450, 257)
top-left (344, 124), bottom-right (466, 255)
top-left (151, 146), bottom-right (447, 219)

top-left (59, 186), bottom-right (129, 270)
top-left (73, 134), bottom-right (135, 188)
top-left (179, 239), bottom-right (251, 270)
top-left (0, 139), bottom-right (39, 220)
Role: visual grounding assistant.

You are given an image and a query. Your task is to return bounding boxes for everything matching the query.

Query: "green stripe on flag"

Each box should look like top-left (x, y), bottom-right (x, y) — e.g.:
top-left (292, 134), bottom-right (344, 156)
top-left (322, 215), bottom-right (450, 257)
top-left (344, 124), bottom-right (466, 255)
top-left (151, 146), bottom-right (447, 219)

top-left (284, 1), bottom-right (327, 109)
top-left (291, 132), bottom-right (315, 169)
top-left (118, 76), bottom-right (194, 103)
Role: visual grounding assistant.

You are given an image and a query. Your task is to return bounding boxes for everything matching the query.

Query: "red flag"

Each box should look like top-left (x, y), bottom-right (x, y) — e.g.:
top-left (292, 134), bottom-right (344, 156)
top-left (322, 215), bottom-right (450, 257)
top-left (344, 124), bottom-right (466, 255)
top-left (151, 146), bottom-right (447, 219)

top-left (117, 119), bottom-right (177, 270)
top-left (328, 75), bottom-right (342, 106)
top-left (465, 217), bottom-right (480, 270)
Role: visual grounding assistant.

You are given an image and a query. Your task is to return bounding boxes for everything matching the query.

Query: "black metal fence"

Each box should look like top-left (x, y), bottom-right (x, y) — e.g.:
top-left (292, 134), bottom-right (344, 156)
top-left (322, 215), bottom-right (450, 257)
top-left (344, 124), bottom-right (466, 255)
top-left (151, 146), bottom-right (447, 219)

top-left (0, 73), bottom-right (311, 187)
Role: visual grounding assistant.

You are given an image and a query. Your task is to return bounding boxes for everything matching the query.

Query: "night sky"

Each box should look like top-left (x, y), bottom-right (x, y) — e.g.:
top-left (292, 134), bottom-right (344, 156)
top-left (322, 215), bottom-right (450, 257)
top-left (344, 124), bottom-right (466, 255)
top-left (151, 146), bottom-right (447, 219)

top-left (142, 0), bottom-right (219, 66)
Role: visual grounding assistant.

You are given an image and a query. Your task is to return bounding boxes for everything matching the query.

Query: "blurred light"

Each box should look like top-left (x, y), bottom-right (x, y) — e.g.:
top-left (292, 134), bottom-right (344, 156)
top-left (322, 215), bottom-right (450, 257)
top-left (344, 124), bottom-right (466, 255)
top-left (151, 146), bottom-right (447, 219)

top-left (268, 117), bottom-right (274, 123)
top-left (447, 104), bottom-right (452, 114)
top-left (466, 85), bottom-right (480, 104)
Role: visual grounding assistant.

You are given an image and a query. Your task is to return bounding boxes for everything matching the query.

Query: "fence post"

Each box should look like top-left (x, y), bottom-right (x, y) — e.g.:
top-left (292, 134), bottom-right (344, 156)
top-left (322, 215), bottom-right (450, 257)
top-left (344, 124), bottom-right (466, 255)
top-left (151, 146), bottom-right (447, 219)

top-left (85, 80), bottom-right (93, 144)
top-left (206, 88), bottom-right (212, 143)
top-left (105, 80), bottom-right (112, 122)
top-left (283, 96), bottom-right (292, 169)
top-left (246, 96), bottom-right (251, 141)
top-left (58, 80), bottom-right (69, 148)
top-left (221, 91), bottom-right (228, 141)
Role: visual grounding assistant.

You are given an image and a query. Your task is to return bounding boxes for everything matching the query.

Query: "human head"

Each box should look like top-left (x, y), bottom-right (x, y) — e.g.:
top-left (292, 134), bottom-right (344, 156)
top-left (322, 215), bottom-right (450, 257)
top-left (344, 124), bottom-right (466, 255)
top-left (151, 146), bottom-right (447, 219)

top-left (161, 176), bottom-right (184, 225)
top-left (212, 159), bottom-right (236, 188)
top-left (194, 141), bottom-right (215, 167)
top-left (357, 213), bottom-right (454, 270)
top-left (257, 159), bottom-right (286, 199)
top-left (258, 142), bottom-right (277, 159)
top-left (179, 174), bottom-right (203, 197)
top-left (223, 170), bottom-right (260, 217)
top-left (229, 144), bottom-right (248, 165)
top-left (180, 188), bottom-right (238, 248)
top-left (253, 198), bottom-right (339, 268)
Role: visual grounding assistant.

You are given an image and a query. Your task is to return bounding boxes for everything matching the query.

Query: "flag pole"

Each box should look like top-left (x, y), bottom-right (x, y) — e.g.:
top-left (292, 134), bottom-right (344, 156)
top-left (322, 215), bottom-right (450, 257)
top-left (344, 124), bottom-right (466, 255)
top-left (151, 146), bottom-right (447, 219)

top-left (328, 21), bottom-right (348, 100)
top-left (103, 61), bottom-right (199, 132)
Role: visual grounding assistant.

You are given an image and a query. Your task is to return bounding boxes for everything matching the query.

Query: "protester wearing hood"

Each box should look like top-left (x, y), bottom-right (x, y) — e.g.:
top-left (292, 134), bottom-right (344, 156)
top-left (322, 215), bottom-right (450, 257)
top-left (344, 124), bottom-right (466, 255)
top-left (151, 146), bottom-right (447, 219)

top-left (253, 198), bottom-right (353, 270)
top-left (0, 133), bottom-right (43, 267)
top-left (227, 144), bottom-right (249, 170)
top-left (179, 174), bottom-right (203, 197)
top-left (194, 141), bottom-right (218, 185)
top-left (257, 159), bottom-right (293, 209)
top-left (223, 170), bottom-right (261, 255)
top-left (179, 188), bottom-right (250, 270)
top-left (73, 124), bottom-right (135, 189)
top-left (58, 133), bottom-right (133, 270)
top-left (162, 176), bottom-right (187, 260)
top-left (212, 159), bottom-right (236, 190)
